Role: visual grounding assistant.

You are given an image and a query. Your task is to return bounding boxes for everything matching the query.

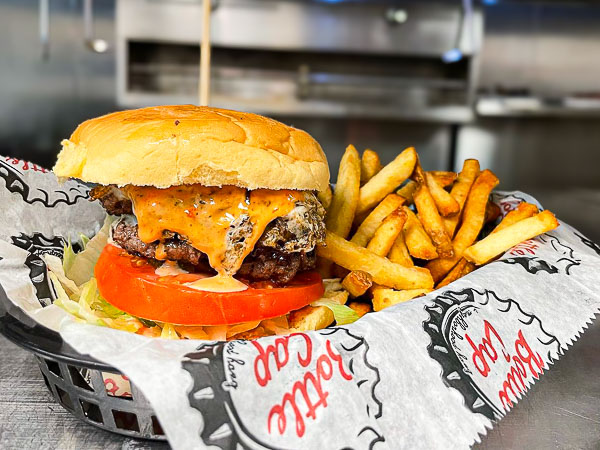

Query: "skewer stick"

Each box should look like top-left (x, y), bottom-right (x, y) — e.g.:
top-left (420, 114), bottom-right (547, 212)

top-left (199, 0), bottom-right (211, 106)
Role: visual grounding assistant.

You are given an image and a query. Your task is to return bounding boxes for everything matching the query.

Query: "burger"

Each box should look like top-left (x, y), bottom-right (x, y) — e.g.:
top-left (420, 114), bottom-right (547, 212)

top-left (53, 105), bottom-right (330, 336)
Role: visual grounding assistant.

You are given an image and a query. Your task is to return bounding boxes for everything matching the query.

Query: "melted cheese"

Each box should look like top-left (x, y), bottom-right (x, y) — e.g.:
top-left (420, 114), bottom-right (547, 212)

top-left (125, 185), bottom-right (301, 282)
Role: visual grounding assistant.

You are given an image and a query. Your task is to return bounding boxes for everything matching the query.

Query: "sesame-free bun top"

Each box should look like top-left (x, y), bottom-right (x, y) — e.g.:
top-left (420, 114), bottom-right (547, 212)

top-left (53, 105), bottom-right (330, 191)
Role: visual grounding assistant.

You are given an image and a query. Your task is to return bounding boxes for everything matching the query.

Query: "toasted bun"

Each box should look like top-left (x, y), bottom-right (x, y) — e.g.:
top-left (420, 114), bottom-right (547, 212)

top-left (54, 105), bottom-right (329, 191)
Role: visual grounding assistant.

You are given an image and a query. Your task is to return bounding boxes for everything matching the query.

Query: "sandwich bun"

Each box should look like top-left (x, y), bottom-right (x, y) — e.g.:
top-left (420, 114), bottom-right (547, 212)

top-left (54, 105), bottom-right (330, 191)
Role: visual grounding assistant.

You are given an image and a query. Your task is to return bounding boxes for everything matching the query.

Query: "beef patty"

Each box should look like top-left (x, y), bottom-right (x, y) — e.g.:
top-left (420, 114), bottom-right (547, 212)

top-left (111, 219), bottom-right (317, 285)
top-left (90, 186), bottom-right (133, 215)
top-left (95, 185), bottom-right (324, 284)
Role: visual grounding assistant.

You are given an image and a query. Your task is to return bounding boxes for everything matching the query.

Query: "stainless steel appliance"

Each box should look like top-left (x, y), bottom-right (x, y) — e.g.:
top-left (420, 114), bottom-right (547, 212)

top-left (0, 0), bottom-right (117, 169)
top-left (117, 0), bottom-right (483, 123)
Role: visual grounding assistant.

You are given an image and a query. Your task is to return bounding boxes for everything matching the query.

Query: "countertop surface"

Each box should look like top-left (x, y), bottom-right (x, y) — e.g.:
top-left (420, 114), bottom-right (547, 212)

top-left (1, 320), bottom-right (599, 450)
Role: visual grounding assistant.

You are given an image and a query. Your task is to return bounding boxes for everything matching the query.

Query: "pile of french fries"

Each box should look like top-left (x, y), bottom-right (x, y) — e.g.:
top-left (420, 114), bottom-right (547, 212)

top-left (316, 145), bottom-right (559, 313)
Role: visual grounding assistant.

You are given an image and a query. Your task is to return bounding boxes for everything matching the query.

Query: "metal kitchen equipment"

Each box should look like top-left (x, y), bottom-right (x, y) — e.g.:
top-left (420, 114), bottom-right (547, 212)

top-left (116, 0), bottom-right (483, 123)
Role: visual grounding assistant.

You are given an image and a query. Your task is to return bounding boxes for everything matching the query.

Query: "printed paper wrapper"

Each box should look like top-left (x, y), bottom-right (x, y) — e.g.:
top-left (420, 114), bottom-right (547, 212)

top-left (2, 155), bottom-right (600, 449)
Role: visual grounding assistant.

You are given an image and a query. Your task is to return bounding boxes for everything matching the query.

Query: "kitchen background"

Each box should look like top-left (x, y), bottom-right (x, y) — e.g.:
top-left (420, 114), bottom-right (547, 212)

top-left (1, 0), bottom-right (598, 241)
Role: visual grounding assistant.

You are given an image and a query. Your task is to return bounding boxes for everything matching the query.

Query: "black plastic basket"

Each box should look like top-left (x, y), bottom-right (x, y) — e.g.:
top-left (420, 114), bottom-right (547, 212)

top-left (0, 294), bottom-right (166, 441)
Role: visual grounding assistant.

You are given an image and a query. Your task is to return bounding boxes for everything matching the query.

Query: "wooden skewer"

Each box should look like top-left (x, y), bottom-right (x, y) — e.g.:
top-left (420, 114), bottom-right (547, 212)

top-left (199, 0), bottom-right (211, 106)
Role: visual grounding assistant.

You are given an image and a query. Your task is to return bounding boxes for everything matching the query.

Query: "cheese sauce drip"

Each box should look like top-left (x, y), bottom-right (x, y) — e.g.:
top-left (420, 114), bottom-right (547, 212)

top-left (125, 185), bottom-right (302, 277)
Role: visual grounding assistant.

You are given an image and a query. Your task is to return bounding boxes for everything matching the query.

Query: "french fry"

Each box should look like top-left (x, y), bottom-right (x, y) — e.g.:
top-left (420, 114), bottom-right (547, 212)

top-left (388, 230), bottom-right (414, 267)
top-left (356, 147), bottom-right (417, 215)
top-left (396, 180), bottom-right (418, 204)
top-left (403, 206), bottom-right (438, 260)
top-left (485, 202), bottom-right (501, 224)
top-left (413, 182), bottom-right (454, 258)
top-left (317, 185), bottom-right (333, 211)
top-left (342, 270), bottom-right (373, 298)
top-left (366, 209), bottom-right (407, 256)
top-left (351, 194), bottom-right (405, 246)
top-left (491, 202), bottom-right (538, 234)
top-left (289, 290), bottom-right (349, 331)
top-left (348, 301), bottom-right (372, 317)
top-left (360, 149), bottom-right (382, 185)
top-left (372, 287), bottom-right (432, 312)
top-left (326, 144), bottom-right (361, 238)
top-left (436, 258), bottom-right (475, 288)
top-left (453, 170), bottom-right (500, 254)
top-left (463, 210), bottom-right (559, 265)
top-left (425, 259), bottom-right (457, 285)
top-left (427, 169), bottom-right (500, 281)
top-left (430, 171), bottom-right (457, 187)
top-left (425, 172), bottom-right (460, 217)
top-left (396, 174), bottom-right (454, 206)
top-left (320, 143), bottom-right (560, 313)
top-left (412, 159), bottom-right (427, 184)
top-left (442, 159), bottom-right (480, 238)
top-left (289, 304), bottom-right (333, 331)
top-left (353, 209), bottom-right (372, 228)
top-left (317, 232), bottom-right (434, 290)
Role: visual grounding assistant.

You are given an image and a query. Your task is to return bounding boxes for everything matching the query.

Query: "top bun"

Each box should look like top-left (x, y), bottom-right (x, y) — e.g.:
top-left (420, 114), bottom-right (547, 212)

top-left (53, 105), bottom-right (330, 191)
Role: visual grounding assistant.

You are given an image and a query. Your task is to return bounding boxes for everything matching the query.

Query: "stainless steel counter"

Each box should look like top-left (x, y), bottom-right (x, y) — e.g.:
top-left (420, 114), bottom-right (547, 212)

top-left (1, 319), bottom-right (599, 449)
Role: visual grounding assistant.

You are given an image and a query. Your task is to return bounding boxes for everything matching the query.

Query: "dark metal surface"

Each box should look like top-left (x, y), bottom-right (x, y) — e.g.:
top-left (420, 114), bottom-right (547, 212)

top-left (116, 0), bottom-right (481, 121)
top-left (0, 0), bottom-right (117, 169)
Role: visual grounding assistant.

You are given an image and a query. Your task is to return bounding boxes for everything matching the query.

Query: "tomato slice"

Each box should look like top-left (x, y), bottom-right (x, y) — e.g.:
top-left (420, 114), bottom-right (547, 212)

top-left (95, 244), bottom-right (324, 326)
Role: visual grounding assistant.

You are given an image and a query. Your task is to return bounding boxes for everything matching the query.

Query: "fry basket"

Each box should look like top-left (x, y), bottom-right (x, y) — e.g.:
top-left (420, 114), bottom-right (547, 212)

top-left (0, 297), bottom-right (166, 441)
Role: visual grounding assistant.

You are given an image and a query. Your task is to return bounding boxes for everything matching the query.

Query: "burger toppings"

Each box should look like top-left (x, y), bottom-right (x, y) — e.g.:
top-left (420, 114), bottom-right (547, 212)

top-left (90, 185), bottom-right (133, 215)
top-left (111, 219), bottom-right (210, 269)
top-left (111, 219), bottom-right (317, 284)
top-left (237, 247), bottom-right (316, 285)
top-left (92, 184), bottom-right (326, 287)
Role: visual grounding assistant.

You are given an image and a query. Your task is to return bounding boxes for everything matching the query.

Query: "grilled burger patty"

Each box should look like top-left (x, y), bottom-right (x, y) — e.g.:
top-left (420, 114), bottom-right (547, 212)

top-left (91, 186), bottom-right (133, 216)
top-left (92, 186), bottom-right (325, 285)
top-left (111, 220), bottom-right (316, 284)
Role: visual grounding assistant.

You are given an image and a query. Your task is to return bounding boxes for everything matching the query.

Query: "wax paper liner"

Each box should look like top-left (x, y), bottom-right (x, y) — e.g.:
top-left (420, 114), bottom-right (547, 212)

top-left (2, 155), bottom-right (600, 449)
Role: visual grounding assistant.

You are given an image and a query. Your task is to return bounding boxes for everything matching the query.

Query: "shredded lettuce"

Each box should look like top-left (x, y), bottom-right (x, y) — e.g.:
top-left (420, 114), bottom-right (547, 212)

top-left (79, 233), bottom-right (90, 249)
top-left (312, 298), bottom-right (360, 325)
top-left (64, 215), bottom-right (114, 286)
top-left (47, 272), bottom-right (145, 333)
top-left (45, 222), bottom-right (184, 338)
top-left (48, 272), bottom-right (81, 315)
top-left (62, 233), bottom-right (93, 274)
top-left (310, 288), bottom-right (360, 326)
top-left (62, 239), bottom-right (77, 274)
top-left (44, 254), bottom-right (80, 297)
